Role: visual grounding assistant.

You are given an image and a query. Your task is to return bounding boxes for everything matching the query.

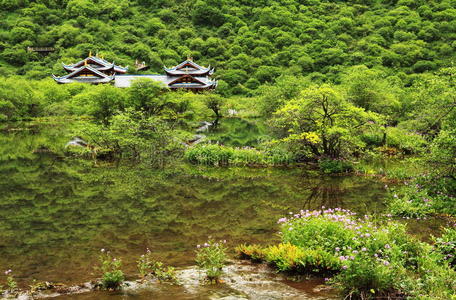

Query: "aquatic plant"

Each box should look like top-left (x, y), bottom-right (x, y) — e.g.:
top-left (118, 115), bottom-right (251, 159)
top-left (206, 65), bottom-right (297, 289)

top-left (241, 208), bottom-right (456, 299)
top-left (195, 239), bottom-right (227, 283)
top-left (98, 249), bottom-right (124, 290)
top-left (137, 248), bottom-right (154, 279)
top-left (4, 269), bottom-right (17, 292)
top-left (150, 262), bottom-right (177, 283)
top-left (137, 249), bottom-right (177, 283)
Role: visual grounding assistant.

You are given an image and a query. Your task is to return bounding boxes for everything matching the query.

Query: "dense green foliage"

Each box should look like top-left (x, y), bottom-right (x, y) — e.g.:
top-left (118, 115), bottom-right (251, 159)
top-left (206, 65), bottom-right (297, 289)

top-left (433, 227), bottom-right (456, 269)
top-left (1, 0), bottom-right (455, 96)
top-left (238, 209), bottom-right (456, 299)
top-left (0, 0), bottom-right (455, 296)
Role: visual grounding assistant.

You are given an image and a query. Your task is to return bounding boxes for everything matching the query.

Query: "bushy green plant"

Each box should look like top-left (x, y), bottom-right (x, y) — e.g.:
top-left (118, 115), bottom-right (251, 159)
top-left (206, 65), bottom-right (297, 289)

top-left (137, 249), bottom-right (177, 282)
top-left (279, 210), bottom-right (358, 252)
top-left (388, 190), bottom-right (434, 218)
top-left (263, 243), bottom-right (341, 273)
top-left (385, 127), bottom-right (426, 154)
top-left (98, 249), bottom-right (124, 290)
top-left (236, 244), bottom-right (265, 262)
top-left (269, 208), bottom-right (456, 299)
top-left (3, 270), bottom-right (17, 292)
top-left (433, 227), bottom-right (456, 269)
top-left (263, 243), bottom-right (306, 271)
top-left (331, 254), bottom-right (406, 299)
top-left (195, 239), bottom-right (227, 283)
top-left (388, 174), bottom-right (455, 218)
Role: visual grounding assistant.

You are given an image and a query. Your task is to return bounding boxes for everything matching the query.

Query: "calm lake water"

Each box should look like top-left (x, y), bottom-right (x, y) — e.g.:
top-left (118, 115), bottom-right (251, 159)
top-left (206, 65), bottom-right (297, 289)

top-left (0, 121), bottom-right (391, 299)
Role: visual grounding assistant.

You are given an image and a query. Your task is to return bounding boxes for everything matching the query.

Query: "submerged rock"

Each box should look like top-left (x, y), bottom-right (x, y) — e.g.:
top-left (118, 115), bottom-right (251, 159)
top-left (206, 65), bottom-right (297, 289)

top-left (196, 121), bottom-right (213, 133)
top-left (188, 134), bottom-right (206, 145)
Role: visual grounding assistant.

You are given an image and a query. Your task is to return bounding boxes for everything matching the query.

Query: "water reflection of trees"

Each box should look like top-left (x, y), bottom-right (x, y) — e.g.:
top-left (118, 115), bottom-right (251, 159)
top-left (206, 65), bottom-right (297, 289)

top-left (0, 126), bottom-right (386, 286)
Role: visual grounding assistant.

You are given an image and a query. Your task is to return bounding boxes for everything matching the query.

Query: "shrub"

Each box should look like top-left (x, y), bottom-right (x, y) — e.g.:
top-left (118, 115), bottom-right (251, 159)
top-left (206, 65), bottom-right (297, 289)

top-left (388, 175), bottom-right (455, 218)
top-left (385, 127), bottom-right (426, 154)
top-left (265, 208), bottom-right (456, 299)
top-left (319, 159), bottom-right (353, 174)
top-left (263, 243), bottom-right (341, 273)
top-left (195, 239), bottom-right (227, 282)
top-left (98, 249), bottom-right (124, 290)
top-left (332, 254), bottom-right (407, 299)
top-left (433, 227), bottom-right (456, 269)
top-left (137, 249), bottom-right (177, 282)
top-left (236, 244), bottom-right (265, 262)
top-left (279, 209), bottom-right (358, 252)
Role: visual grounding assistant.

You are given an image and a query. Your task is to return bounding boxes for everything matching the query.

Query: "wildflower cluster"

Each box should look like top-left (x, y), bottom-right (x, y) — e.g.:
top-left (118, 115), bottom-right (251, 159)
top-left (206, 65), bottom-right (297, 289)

top-left (195, 239), bottom-right (227, 283)
top-left (432, 227), bottom-right (456, 269)
top-left (388, 174), bottom-right (455, 218)
top-left (98, 249), bottom-right (124, 290)
top-left (270, 207), bottom-right (456, 299)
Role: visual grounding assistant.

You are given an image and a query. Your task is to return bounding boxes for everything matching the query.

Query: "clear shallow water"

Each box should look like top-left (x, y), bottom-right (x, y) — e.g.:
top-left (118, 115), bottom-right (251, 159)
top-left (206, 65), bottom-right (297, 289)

top-left (0, 122), bottom-right (389, 299)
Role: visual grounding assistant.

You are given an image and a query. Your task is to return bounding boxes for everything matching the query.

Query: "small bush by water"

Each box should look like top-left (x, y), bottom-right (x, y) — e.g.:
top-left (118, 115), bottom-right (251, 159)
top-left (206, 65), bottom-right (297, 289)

top-left (238, 208), bottom-right (456, 299)
top-left (0, 269), bottom-right (17, 295)
top-left (433, 227), bottom-right (456, 269)
top-left (195, 240), bottom-right (227, 283)
top-left (388, 174), bottom-right (455, 218)
top-left (98, 249), bottom-right (124, 290)
top-left (137, 249), bottom-right (177, 283)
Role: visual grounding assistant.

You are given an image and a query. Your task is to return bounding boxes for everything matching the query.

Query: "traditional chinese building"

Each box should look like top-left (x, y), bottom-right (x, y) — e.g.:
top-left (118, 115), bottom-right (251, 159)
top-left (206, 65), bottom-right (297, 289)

top-left (115, 59), bottom-right (217, 91)
top-left (53, 55), bottom-right (217, 91)
top-left (53, 54), bottom-right (128, 84)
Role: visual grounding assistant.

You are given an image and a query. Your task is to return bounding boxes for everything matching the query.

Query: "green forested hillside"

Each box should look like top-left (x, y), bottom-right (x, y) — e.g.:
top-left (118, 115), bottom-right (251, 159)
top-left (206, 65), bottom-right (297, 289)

top-left (1, 0), bottom-right (455, 95)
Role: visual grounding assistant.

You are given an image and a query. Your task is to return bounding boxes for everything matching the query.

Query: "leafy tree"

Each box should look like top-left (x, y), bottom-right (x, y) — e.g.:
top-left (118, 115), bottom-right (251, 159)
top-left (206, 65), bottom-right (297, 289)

top-left (192, 0), bottom-right (225, 27)
top-left (128, 79), bottom-right (168, 116)
top-left (71, 85), bottom-right (127, 125)
top-left (272, 85), bottom-right (379, 159)
top-left (80, 110), bottom-right (184, 167)
top-left (203, 94), bottom-right (225, 119)
top-left (259, 75), bottom-right (310, 116)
